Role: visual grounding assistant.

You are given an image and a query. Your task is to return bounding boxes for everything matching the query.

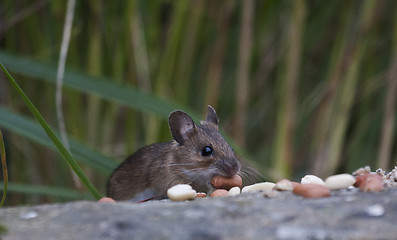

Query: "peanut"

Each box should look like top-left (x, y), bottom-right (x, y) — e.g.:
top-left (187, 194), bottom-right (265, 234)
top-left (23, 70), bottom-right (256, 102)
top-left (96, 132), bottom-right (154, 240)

top-left (195, 192), bottom-right (207, 198)
top-left (300, 175), bottom-right (325, 185)
top-left (355, 174), bottom-right (384, 192)
top-left (325, 173), bottom-right (356, 190)
top-left (228, 186), bottom-right (241, 196)
top-left (98, 197), bottom-right (116, 203)
top-left (167, 184), bottom-right (197, 201)
top-left (293, 183), bottom-right (331, 198)
top-left (210, 189), bottom-right (229, 197)
top-left (274, 179), bottom-right (293, 191)
top-left (241, 182), bottom-right (276, 193)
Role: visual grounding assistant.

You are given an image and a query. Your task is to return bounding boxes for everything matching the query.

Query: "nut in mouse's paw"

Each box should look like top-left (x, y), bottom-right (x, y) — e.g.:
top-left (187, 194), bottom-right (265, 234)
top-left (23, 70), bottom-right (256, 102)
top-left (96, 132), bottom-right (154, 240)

top-left (211, 174), bottom-right (242, 190)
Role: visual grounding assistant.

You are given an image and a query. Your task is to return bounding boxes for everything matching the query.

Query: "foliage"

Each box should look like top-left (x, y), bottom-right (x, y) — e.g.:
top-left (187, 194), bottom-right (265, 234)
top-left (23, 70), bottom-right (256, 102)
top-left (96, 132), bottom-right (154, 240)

top-left (0, 0), bottom-right (397, 205)
top-left (1, 64), bottom-right (101, 200)
top-left (0, 130), bottom-right (7, 207)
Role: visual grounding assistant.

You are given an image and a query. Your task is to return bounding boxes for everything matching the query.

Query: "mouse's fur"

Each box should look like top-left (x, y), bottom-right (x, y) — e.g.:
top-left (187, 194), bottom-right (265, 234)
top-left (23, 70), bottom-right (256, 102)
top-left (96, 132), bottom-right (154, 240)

top-left (107, 106), bottom-right (245, 201)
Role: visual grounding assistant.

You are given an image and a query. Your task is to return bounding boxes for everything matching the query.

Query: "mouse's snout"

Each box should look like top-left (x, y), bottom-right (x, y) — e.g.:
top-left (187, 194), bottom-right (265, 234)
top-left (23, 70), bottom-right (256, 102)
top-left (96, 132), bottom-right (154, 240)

top-left (216, 158), bottom-right (241, 177)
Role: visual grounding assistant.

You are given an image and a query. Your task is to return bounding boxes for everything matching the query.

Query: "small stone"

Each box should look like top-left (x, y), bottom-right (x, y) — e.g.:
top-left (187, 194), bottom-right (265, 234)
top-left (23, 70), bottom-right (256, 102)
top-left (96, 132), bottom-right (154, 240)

top-left (195, 192), bottom-right (207, 198)
top-left (242, 182), bottom-right (276, 193)
top-left (98, 197), bottom-right (116, 203)
top-left (167, 184), bottom-right (197, 201)
top-left (353, 166), bottom-right (371, 176)
top-left (210, 189), bottom-right (228, 197)
top-left (375, 168), bottom-right (385, 176)
top-left (293, 183), bottom-right (331, 198)
top-left (274, 179), bottom-right (293, 191)
top-left (301, 175), bottom-right (325, 185)
top-left (325, 173), bottom-right (356, 190)
top-left (263, 190), bottom-right (278, 198)
top-left (228, 187), bottom-right (241, 196)
top-left (291, 181), bottom-right (301, 189)
top-left (355, 174), bottom-right (384, 192)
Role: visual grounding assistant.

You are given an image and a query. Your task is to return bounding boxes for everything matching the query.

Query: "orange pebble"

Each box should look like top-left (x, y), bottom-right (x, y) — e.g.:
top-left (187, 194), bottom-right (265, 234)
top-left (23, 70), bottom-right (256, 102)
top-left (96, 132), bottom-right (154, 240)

top-left (195, 192), bottom-right (207, 198)
top-left (355, 174), bottom-right (384, 192)
top-left (291, 181), bottom-right (301, 189)
top-left (293, 183), bottom-right (331, 199)
top-left (98, 197), bottom-right (116, 203)
top-left (210, 189), bottom-right (229, 197)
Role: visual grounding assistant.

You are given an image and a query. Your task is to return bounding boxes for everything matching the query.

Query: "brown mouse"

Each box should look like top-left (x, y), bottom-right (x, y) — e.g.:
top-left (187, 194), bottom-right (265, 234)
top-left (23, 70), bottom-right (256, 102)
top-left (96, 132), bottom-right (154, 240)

top-left (107, 105), bottom-right (257, 201)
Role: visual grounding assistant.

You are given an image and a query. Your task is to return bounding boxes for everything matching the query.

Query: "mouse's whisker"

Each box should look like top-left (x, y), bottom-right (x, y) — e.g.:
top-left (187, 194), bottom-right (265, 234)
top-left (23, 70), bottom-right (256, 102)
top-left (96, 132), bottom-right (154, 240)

top-left (169, 167), bottom-right (209, 181)
top-left (146, 163), bottom-right (195, 170)
top-left (239, 167), bottom-right (264, 185)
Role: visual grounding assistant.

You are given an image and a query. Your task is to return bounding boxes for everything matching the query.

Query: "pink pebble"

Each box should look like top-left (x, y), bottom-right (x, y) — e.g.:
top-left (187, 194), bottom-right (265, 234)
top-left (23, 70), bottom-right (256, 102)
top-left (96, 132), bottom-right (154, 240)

top-left (98, 197), bottom-right (116, 203)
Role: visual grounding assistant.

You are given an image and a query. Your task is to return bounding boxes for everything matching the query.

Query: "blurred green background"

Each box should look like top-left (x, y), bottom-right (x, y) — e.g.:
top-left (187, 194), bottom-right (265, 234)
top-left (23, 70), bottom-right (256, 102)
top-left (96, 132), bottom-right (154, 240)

top-left (0, 0), bottom-right (397, 206)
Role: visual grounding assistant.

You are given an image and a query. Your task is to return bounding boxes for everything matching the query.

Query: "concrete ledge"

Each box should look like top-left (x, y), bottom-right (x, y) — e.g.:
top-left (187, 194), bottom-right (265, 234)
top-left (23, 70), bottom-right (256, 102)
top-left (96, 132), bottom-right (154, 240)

top-left (1, 188), bottom-right (397, 240)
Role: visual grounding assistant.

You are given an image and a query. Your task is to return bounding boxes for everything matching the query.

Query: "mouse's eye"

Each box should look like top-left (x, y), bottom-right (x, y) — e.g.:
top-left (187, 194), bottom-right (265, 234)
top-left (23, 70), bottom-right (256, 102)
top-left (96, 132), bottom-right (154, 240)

top-left (201, 146), bottom-right (214, 157)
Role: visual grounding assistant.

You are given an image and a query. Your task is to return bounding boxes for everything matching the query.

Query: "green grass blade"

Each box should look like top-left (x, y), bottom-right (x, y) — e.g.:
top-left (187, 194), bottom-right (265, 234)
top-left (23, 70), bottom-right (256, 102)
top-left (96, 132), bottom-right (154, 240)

top-left (0, 51), bottom-right (195, 119)
top-left (0, 182), bottom-right (93, 200)
top-left (0, 64), bottom-right (102, 200)
top-left (0, 130), bottom-right (8, 207)
top-left (0, 107), bottom-right (117, 174)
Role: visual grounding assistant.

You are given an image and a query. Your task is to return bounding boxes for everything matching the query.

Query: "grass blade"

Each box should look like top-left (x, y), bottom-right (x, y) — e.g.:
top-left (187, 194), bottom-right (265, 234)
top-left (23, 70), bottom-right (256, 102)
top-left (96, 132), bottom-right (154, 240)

top-left (0, 107), bottom-right (117, 174)
top-left (0, 51), bottom-right (191, 119)
top-left (0, 130), bottom-right (7, 207)
top-left (0, 64), bottom-right (102, 200)
top-left (0, 182), bottom-right (93, 200)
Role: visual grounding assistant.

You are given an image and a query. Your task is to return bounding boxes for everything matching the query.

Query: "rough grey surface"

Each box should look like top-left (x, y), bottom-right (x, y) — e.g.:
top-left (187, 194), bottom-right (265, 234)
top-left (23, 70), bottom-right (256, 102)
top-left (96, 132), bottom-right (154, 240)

top-left (1, 188), bottom-right (397, 240)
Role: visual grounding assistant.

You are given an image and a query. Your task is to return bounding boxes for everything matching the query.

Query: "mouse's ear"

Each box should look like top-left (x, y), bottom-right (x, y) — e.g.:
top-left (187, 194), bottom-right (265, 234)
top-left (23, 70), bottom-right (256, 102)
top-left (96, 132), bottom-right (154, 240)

top-left (205, 105), bottom-right (218, 126)
top-left (169, 110), bottom-right (196, 144)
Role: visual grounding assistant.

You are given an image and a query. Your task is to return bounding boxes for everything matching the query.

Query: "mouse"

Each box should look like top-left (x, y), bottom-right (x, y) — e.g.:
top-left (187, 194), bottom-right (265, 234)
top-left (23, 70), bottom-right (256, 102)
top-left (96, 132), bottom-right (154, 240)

top-left (107, 105), bottom-right (259, 201)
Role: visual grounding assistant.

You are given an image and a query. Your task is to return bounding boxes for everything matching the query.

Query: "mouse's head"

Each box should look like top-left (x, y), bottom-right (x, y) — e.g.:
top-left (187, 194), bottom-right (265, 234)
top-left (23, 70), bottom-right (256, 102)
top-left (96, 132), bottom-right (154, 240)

top-left (168, 105), bottom-right (241, 191)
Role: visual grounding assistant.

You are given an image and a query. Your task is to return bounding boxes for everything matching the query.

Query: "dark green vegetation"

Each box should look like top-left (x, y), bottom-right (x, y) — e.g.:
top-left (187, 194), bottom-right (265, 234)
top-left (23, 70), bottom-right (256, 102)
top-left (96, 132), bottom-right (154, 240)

top-left (0, 0), bottom-right (396, 205)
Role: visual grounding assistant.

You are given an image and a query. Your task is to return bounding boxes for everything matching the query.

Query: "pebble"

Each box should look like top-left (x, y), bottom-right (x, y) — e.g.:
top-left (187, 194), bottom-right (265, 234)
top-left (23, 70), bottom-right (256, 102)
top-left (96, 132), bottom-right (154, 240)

top-left (98, 197), bottom-right (116, 203)
top-left (301, 175), bottom-right (325, 185)
top-left (325, 173), bottom-right (356, 190)
top-left (242, 182), bottom-right (276, 193)
top-left (210, 189), bottom-right (229, 197)
top-left (293, 183), bottom-right (331, 198)
top-left (355, 174), bottom-right (384, 192)
top-left (352, 166), bottom-right (371, 176)
top-left (263, 190), bottom-right (279, 198)
top-left (167, 184), bottom-right (197, 201)
top-left (228, 186), bottom-right (241, 196)
top-left (195, 192), bottom-right (207, 198)
top-left (274, 179), bottom-right (294, 191)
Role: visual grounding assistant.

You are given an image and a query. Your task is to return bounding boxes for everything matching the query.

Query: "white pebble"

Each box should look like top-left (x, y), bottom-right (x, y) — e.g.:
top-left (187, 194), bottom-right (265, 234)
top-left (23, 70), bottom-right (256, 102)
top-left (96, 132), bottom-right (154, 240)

top-left (167, 184), bottom-right (197, 201)
top-left (301, 175), bottom-right (325, 185)
top-left (228, 186), bottom-right (241, 196)
top-left (242, 182), bottom-right (276, 193)
top-left (325, 173), bottom-right (356, 190)
top-left (274, 179), bottom-right (293, 191)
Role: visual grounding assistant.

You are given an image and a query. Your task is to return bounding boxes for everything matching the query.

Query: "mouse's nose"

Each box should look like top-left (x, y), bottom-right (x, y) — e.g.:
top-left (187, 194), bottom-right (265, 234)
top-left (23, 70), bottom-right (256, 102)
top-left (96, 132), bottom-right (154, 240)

top-left (216, 159), bottom-right (241, 177)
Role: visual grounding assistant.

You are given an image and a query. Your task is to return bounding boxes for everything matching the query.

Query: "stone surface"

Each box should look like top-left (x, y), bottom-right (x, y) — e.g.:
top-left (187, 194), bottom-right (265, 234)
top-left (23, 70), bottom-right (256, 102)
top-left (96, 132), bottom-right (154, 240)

top-left (1, 188), bottom-right (397, 240)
